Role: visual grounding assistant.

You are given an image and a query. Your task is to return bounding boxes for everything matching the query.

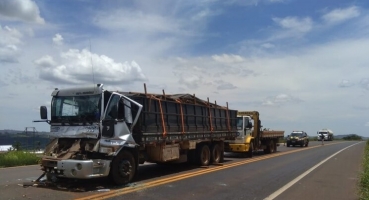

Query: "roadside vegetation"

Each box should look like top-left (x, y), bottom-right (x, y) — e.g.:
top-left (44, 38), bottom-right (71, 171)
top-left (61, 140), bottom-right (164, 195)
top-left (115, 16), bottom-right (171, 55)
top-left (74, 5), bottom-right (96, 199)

top-left (0, 142), bottom-right (41, 168)
top-left (360, 140), bottom-right (369, 199)
top-left (0, 151), bottom-right (40, 168)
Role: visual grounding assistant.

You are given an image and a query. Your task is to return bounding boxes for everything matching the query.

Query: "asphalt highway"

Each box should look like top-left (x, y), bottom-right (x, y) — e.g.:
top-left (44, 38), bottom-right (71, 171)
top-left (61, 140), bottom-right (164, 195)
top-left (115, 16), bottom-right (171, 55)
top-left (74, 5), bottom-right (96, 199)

top-left (0, 141), bottom-right (364, 200)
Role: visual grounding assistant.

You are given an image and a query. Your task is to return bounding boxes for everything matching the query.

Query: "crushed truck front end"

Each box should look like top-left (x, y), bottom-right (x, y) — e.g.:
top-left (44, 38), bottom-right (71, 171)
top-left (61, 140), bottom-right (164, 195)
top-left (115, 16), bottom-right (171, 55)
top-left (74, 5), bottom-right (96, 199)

top-left (38, 84), bottom-right (142, 183)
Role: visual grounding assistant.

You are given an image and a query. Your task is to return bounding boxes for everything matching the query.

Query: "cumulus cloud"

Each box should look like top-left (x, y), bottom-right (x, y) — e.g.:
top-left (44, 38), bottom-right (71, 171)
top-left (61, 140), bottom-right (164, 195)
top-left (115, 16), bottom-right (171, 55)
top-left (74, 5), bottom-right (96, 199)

top-left (52, 34), bottom-right (63, 46)
top-left (0, 25), bottom-right (22, 62)
top-left (261, 94), bottom-right (302, 106)
top-left (34, 55), bottom-right (57, 67)
top-left (322, 6), bottom-right (360, 24)
top-left (338, 79), bottom-right (354, 88)
top-left (0, 0), bottom-right (44, 24)
top-left (34, 49), bottom-right (147, 85)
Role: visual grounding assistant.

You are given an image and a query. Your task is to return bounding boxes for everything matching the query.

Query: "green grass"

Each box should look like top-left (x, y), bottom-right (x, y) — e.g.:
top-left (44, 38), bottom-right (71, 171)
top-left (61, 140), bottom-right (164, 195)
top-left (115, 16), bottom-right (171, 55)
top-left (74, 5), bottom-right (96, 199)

top-left (0, 151), bottom-right (41, 168)
top-left (360, 140), bottom-right (369, 199)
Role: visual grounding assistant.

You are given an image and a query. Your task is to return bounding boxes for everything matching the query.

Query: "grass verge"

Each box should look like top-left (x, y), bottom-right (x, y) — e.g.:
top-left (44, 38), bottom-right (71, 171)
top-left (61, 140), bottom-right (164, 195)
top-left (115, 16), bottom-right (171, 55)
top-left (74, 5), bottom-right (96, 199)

top-left (360, 140), bottom-right (369, 199)
top-left (0, 151), bottom-right (40, 168)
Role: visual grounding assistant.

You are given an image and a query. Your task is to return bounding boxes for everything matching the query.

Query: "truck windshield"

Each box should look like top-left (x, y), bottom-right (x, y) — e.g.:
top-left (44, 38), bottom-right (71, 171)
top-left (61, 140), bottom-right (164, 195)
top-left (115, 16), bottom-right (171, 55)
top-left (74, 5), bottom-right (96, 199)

top-left (236, 117), bottom-right (243, 130)
top-left (319, 132), bottom-right (327, 134)
top-left (51, 94), bottom-right (101, 123)
top-left (290, 133), bottom-right (302, 137)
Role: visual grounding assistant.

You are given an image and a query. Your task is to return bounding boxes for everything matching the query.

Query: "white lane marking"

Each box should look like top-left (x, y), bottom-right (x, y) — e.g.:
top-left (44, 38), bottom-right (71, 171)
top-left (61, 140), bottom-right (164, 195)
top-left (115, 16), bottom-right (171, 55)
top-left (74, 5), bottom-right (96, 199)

top-left (264, 142), bottom-right (363, 200)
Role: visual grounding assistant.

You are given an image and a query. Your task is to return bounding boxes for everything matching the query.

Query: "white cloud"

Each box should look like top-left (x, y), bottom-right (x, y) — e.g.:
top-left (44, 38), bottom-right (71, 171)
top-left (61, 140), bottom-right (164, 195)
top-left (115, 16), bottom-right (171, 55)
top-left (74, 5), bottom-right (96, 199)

top-left (34, 55), bottom-right (57, 67)
top-left (273, 16), bottom-right (313, 33)
top-left (52, 34), bottom-right (63, 46)
top-left (178, 74), bottom-right (210, 89)
top-left (93, 9), bottom-right (190, 35)
top-left (212, 54), bottom-right (244, 64)
top-left (34, 49), bottom-right (147, 85)
top-left (261, 94), bottom-right (302, 107)
top-left (0, 25), bottom-right (22, 62)
top-left (0, 0), bottom-right (44, 24)
top-left (365, 122), bottom-right (369, 127)
top-left (322, 6), bottom-right (360, 24)
top-left (339, 79), bottom-right (354, 88)
top-left (261, 43), bottom-right (275, 49)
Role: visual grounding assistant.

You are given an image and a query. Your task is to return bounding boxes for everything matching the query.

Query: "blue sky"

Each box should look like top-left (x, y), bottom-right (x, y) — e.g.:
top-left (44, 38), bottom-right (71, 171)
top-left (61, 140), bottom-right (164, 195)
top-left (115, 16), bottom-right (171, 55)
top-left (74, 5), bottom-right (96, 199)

top-left (0, 0), bottom-right (368, 137)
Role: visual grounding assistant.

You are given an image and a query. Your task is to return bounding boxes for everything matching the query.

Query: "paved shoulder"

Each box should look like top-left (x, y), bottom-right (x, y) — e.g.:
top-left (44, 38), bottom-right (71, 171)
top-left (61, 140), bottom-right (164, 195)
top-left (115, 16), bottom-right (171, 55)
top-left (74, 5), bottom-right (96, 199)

top-left (274, 142), bottom-right (364, 200)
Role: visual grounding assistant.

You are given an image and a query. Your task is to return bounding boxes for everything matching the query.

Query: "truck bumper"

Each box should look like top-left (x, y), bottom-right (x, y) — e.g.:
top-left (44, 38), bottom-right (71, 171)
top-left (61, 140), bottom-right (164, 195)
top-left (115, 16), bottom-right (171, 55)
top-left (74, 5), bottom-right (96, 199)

top-left (225, 143), bottom-right (250, 152)
top-left (42, 158), bottom-right (111, 179)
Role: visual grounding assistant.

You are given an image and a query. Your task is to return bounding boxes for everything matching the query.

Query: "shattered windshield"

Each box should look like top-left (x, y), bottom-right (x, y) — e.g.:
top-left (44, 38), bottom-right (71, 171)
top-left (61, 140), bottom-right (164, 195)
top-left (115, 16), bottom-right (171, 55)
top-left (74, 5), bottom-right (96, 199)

top-left (51, 94), bottom-right (101, 124)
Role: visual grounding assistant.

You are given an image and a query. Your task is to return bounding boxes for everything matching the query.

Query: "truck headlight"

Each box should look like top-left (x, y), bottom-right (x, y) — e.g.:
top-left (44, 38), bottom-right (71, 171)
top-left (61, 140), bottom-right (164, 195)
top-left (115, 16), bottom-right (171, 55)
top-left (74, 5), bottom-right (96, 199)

top-left (99, 147), bottom-right (113, 154)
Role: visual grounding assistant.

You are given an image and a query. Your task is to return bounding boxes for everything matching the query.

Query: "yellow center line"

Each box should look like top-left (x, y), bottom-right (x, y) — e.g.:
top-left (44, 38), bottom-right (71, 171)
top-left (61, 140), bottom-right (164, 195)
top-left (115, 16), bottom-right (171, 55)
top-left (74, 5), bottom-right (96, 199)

top-left (76, 142), bottom-right (340, 200)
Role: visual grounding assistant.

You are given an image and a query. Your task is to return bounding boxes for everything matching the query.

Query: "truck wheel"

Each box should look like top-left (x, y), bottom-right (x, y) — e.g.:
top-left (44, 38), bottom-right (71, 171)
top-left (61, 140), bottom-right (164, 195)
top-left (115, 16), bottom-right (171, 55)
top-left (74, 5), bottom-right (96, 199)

top-left (305, 142), bottom-right (309, 147)
top-left (264, 140), bottom-right (275, 154)
top-left (196, 144), bottom-right (210, 166)
top-left (109, 150), bottom-right (136, 185)
top-left (287, 143), bottom-right (290, 147)
top-left (211, 144), bottom-right (221, 164)
top-left (270, 141), bottom-right (275, 153)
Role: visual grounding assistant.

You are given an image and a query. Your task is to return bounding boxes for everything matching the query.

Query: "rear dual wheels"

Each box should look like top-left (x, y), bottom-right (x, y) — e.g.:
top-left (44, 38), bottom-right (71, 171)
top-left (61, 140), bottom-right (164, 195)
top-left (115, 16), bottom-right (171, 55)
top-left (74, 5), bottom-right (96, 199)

top-left (196, 143), bottom-right (223, 166)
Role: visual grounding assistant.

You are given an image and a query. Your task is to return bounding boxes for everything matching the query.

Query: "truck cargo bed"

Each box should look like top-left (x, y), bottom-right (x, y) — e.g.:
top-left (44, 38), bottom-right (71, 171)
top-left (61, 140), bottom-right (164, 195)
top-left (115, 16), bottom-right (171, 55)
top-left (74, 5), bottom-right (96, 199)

top-left (121, 92), bottom-right (238, 144)
top-left (261, 130), bottom-right (285, 138)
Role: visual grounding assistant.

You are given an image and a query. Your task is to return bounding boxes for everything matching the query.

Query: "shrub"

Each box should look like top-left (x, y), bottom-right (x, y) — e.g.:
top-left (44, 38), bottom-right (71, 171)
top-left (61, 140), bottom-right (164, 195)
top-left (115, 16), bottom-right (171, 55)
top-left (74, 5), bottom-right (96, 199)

top-left (0, 151), bottom-right (40, 168)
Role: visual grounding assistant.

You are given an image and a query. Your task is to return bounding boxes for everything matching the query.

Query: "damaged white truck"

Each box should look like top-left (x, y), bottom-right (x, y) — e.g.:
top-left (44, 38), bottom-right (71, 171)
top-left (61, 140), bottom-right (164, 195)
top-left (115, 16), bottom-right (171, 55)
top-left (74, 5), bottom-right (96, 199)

top-left (35, 84), bottom-right (238, 185)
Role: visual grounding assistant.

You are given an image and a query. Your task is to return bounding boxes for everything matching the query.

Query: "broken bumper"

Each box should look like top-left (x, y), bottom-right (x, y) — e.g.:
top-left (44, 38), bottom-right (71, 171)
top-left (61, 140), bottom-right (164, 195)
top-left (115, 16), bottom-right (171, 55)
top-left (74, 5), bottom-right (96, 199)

top-left (42, 158), bottom-right (111, 179)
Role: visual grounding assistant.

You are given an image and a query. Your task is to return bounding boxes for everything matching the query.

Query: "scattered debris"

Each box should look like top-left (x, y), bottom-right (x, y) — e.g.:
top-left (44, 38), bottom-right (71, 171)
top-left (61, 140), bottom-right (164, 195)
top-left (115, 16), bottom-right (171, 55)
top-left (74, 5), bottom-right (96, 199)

top-left (97, 189), bottom-right (110, 192)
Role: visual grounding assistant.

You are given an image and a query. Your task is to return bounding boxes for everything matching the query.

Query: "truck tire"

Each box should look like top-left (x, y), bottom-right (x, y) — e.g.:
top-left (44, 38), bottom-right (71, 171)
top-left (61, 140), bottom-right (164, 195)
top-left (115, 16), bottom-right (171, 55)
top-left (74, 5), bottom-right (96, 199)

top-left (211, 144), bottom-right (221, 164)
top-left (196, 144), bottom-right (210, 166)
top-left (109, 150), bottom-right (136, 185)
top-left (264, 140), bottom-right (275, 154)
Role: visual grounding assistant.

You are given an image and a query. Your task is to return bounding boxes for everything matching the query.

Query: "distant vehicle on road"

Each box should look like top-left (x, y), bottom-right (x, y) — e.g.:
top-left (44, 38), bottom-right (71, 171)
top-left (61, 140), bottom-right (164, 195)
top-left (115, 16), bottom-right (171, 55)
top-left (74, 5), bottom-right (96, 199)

top-left (286, 131), bottom-right (309, 147)
top-left (317, 129), bottom-right (334, 141)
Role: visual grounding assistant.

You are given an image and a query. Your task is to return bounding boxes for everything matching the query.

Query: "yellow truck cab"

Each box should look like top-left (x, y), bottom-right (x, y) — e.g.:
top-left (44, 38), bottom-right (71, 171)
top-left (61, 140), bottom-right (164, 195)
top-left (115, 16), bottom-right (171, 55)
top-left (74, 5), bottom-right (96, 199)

top-left (224, 111), bottom-right (284, 157)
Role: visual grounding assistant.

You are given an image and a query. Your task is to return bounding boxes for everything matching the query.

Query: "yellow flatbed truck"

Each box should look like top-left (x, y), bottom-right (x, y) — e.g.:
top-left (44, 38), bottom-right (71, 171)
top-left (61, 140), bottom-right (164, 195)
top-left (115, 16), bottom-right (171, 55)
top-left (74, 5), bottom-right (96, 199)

top-left (224, 111), bottom-right (284, 157)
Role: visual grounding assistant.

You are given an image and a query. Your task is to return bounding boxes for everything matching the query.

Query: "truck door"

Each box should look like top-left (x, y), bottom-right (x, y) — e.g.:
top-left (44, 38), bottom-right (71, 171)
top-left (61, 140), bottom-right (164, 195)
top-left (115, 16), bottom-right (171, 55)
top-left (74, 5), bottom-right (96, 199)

top-left (101, 93), bottom-right (142, 138)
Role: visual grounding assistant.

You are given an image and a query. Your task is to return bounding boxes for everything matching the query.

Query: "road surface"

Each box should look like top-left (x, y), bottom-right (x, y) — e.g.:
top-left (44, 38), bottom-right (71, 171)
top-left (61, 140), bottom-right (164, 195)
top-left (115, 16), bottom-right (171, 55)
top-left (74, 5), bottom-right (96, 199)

top-left (0, 141), bottom-right (364, 200)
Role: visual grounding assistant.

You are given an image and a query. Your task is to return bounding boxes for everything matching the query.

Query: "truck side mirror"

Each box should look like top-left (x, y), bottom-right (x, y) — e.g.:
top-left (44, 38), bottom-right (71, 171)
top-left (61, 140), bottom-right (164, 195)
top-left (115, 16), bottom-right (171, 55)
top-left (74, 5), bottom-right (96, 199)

top-left (40, 106), bottom-right (48, 119)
